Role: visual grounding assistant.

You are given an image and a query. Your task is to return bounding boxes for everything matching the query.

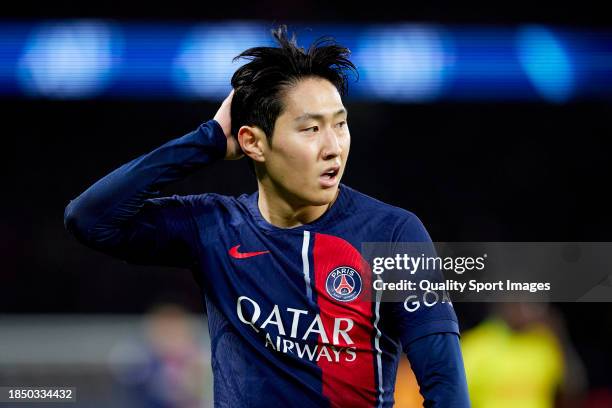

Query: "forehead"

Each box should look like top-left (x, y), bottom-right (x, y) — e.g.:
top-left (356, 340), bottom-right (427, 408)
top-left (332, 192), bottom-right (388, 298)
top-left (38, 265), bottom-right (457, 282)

top-left (280, 77), bottom-right (344, 119)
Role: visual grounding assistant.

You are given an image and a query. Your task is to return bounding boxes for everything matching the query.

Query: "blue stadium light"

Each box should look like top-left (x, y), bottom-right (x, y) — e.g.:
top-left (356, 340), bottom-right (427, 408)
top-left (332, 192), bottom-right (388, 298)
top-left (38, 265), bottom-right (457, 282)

top-left (16, 20), bottom-right (123, 99)
top-left (516, 26), bottom-right (574, 103)
top-left (353, 25), bottom-right (452, 102)
top-left (444, 28), bottom-right (532, 101)
top-left (171, 23), bottom-right (272, 98)
top-left (1, 21), bottom-right (610, 101)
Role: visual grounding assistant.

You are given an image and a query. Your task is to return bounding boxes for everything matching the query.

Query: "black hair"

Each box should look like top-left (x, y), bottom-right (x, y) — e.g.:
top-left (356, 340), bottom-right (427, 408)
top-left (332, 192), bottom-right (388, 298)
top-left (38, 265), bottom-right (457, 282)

top-left (230, 25), bottom-right (357, 140)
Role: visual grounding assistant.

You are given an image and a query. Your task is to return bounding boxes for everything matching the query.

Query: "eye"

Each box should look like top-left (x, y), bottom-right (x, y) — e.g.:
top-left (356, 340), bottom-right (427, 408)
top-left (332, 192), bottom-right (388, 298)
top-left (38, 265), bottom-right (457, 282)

top-left (302, 126), bottom-right (319, 132)
top-left (336, 121), bottom-right (347, 128)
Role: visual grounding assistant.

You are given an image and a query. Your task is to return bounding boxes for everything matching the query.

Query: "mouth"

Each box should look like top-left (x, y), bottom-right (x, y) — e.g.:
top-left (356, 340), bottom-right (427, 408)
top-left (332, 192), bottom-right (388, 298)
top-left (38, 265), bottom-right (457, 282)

top-left (319, 165), bottom-right (340, 188)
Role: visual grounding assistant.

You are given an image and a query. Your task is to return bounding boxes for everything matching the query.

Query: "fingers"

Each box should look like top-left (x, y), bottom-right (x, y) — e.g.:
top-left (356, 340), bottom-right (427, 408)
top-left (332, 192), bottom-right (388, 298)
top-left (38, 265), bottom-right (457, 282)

top-left (224, 89), bottom-right (234, 104)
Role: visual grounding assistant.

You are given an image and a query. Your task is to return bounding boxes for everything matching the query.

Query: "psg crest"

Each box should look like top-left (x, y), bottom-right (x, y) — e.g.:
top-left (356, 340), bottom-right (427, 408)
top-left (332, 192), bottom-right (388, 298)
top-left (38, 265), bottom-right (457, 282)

top-left (325, 266), bottom-right (362, 302)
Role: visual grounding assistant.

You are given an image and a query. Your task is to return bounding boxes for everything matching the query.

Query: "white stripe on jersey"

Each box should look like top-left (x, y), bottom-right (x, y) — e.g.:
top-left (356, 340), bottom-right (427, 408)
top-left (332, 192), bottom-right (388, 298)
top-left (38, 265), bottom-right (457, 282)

top-left (301, 230), bottom-right (312, 301)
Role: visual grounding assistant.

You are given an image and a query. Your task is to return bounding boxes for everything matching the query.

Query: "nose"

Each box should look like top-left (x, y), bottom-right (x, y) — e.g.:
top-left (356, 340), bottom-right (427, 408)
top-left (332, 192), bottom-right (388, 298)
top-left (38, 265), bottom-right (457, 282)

top-left (321, 127), bottom-right (342, 160)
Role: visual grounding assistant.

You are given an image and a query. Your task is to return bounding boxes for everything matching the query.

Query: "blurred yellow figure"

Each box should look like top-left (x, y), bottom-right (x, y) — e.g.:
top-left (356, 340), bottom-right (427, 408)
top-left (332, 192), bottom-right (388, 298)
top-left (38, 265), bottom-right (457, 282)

top-left (461, 304), bottom-right (564, 408)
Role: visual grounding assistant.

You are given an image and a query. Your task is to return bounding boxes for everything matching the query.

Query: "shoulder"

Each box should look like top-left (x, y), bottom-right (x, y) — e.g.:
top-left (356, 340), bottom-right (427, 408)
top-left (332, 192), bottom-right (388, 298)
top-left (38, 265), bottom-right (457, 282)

top-left (341, 184), bottom-right (431, 241)
top-left (145, 193), bottom-right (257, 233)
top-left (142, 193), bottom-right (217, 209)
top-left (145, 192), bottom-right (245, 208)
top-left (144, 192), bottom-right (252, 220)
top-left (341, 184), bottom-right (413, 217)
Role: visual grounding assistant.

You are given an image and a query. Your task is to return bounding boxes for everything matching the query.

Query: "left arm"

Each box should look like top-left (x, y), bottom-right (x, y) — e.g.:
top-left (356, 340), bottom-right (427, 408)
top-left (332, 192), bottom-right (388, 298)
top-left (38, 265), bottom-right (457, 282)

top-left (390, 212), bottom-right (470, 406)
top-left (404, 332), bottom-right (470, 407)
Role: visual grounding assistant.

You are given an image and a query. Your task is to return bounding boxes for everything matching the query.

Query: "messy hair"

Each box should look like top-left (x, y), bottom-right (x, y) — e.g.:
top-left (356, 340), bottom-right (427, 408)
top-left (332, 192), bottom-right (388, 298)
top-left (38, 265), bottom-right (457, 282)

top-left (230, 25), bottom-right (357, 140)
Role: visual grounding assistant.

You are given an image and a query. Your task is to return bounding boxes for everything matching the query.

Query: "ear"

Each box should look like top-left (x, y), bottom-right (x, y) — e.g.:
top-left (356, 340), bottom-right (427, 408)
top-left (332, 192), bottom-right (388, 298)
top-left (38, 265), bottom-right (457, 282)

top-left (237, 125), bottom-right (267, 163)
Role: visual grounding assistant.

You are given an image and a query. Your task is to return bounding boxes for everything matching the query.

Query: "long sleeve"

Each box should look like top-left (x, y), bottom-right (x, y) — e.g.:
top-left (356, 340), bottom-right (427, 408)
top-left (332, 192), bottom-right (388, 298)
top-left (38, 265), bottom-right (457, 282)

top-left (388, 212), bottom-right (470, 405)
top-left (64, 119), bottom-right (227, 267)
top-left (405, 333), bottom-right (471, 407)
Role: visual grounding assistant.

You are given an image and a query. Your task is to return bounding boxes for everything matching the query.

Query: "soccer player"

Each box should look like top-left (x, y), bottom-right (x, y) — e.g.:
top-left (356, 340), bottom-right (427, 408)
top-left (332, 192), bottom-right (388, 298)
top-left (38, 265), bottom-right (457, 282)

top-left (64, 26), bottom-right (470, 407)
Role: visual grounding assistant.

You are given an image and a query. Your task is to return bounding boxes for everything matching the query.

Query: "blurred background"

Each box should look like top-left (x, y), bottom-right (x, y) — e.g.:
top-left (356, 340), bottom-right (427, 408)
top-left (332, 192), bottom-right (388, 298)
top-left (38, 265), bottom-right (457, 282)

top-left (2, 1), bottom-right (612, 407)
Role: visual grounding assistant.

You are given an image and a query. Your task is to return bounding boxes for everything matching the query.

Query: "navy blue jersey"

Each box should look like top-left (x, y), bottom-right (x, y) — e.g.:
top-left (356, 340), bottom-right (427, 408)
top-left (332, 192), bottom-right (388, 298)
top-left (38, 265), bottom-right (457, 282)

top-left (65, 119), bottom-right (469, 407)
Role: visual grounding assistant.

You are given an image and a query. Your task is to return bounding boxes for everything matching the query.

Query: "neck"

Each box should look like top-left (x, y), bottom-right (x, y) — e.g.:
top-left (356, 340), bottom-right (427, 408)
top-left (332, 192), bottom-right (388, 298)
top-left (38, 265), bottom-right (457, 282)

top-left (257, 181), bottom-right (339, 228)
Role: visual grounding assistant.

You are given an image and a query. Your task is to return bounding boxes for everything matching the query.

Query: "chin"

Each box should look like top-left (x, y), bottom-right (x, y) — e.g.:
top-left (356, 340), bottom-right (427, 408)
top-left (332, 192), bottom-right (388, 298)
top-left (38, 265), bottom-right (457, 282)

top-left (310, 187), bottom-right (339, 206)
top-left (286, 183), bottom-right (339, 207)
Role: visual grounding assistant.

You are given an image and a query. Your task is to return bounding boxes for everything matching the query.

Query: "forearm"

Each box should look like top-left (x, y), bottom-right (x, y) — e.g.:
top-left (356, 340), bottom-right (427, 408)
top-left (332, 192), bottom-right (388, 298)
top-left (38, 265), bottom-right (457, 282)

top-left (405, 333), bottom-right (470, 407)
top-left (64, 119), bottom-right (226, 249)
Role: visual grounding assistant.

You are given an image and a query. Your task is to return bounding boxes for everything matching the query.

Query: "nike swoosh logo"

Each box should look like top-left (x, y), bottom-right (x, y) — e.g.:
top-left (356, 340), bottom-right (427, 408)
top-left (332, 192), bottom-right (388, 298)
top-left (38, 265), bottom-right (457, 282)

top-left (229, 245), bottom-right (270, 259)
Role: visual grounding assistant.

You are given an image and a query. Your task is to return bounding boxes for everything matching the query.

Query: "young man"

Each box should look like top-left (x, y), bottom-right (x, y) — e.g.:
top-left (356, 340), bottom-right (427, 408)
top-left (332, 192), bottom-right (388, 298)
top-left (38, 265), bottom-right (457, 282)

top-left (65, 26), bottom-right (470, 407)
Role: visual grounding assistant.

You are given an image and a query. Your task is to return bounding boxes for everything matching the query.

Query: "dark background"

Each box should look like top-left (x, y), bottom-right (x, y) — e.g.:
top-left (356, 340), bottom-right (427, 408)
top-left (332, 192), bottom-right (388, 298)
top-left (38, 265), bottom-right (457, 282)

top-left (2, 0), bottom-right (612, 392)
top-left (3, 0), bottom-right (611, 26)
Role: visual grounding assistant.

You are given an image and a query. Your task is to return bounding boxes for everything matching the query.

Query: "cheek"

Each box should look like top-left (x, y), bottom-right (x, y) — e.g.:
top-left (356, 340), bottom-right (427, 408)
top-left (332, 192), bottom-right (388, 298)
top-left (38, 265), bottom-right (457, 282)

top-left (281, 138), bottom-right (318, 165)
top-left (270, 139), bottom-right (316, 176)
top-left (341, 134), bottom-right (351, 158)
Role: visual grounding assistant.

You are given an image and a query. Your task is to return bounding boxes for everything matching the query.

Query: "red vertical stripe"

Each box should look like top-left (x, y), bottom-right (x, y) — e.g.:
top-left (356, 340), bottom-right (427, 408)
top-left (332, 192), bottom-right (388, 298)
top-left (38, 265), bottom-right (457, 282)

top-left (313, 232), bottom-right (377, 407)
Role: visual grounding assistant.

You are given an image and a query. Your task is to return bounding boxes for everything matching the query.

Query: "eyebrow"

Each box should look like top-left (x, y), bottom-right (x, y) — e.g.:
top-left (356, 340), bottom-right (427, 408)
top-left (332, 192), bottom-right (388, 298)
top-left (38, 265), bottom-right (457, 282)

top-left (294, 108), bottom-right (347, 122)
